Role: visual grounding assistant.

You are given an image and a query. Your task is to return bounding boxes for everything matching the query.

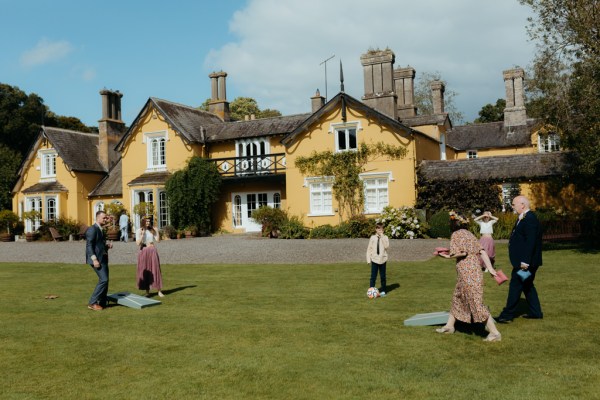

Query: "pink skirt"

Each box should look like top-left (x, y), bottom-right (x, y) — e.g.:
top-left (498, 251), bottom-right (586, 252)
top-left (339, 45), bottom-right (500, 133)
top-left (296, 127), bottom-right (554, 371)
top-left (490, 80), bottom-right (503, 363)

top-left (479, 236), bottom-right (496, 267)
top-left (136, 246), bottom-right (163, 290)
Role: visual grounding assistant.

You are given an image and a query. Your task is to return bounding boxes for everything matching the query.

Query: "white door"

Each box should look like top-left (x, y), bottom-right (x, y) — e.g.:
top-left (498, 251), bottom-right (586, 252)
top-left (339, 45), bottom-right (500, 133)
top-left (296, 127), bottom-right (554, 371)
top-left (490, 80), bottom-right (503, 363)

top-left (26, 197), bottom-right (42, 232)
top-left (232, 192), bottom-right (278, 232)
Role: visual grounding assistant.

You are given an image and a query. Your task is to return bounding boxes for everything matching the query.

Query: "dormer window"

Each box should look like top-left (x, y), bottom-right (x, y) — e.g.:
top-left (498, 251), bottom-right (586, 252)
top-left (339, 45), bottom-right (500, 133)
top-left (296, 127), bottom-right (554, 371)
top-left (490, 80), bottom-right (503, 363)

top-left (145, 131), bottom-right (167, 171)
top-left (40, 150), bottom-right (57, 180)
top-left (330, 122), bottom-right (361, 152)
top-left (467, 150), bottom-right (478, 159)
top-left (538, 133), bottom-right (560, 153)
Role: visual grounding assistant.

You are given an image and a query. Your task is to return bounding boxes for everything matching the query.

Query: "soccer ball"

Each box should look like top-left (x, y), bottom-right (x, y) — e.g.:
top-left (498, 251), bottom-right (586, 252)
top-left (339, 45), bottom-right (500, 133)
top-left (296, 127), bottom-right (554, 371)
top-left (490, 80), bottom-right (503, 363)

top-left (367, 287), bottom-right (380, 299)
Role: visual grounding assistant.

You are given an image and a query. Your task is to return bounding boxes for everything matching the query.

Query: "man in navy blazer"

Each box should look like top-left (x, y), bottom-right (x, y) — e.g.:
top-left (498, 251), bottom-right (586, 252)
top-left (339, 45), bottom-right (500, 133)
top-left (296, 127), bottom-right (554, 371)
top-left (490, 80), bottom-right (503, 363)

top-left (498, 195), bottom-right (543, 322)
top-left (85, 210), bottom-right (112, 310)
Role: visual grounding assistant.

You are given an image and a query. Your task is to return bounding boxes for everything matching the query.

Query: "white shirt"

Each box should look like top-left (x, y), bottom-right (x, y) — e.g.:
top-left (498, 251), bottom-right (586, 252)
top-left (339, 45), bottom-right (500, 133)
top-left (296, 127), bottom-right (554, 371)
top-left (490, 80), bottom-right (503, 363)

top-left (136, 228), bottom-right (159, 244)
top-left (476, 220), bottom-right (496, 234)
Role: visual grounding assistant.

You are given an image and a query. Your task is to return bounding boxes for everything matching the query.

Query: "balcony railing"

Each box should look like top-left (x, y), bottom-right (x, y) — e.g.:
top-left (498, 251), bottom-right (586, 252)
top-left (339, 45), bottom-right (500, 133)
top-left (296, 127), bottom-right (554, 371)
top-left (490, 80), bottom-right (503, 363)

top-left (210, 153), bottom-right (286, 178)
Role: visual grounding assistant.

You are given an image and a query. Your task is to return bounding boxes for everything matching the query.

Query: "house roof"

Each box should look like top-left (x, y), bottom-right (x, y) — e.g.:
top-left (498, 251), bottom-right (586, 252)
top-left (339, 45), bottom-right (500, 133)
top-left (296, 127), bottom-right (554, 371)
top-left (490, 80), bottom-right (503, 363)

top-left (418, 152), bottom-right (568, 182)
top-left (204, 113), bottom-right (311, 143)
top-left (127, 171), bottom-right (172, 186)
top-left (401, 113), bottom-right (451, 128)
top-left (89, 159), bottom-right (122, 197)
top-left (446, 119), bottom-right (539, 150)
top-left (42, 126), bottom-right (106, 172)
top-left (281, 92), bottom-right (418, 146)
top-left (22, 181), bottom-right (68, 194)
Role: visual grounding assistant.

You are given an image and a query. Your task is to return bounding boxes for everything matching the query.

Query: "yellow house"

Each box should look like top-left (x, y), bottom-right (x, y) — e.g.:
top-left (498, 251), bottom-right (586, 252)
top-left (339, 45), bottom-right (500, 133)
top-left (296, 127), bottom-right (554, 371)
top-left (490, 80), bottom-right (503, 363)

top-left (425, 67), bottom-right (566, 210)
top-left (12, 89), bottom-right (126, 232)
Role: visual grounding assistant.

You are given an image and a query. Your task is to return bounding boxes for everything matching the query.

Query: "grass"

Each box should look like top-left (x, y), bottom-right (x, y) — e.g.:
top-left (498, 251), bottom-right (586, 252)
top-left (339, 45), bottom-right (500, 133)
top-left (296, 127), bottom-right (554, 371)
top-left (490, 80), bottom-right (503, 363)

top-left (1, 243), bottom-right (599, 399)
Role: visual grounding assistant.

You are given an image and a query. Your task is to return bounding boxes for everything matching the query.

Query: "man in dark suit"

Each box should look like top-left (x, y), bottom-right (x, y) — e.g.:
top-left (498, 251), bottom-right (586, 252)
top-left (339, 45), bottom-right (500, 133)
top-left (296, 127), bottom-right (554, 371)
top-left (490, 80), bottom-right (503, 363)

top-left (498, 195), bottom-right (543, 322)
top-left (85, 210), bottom-right (112, 311)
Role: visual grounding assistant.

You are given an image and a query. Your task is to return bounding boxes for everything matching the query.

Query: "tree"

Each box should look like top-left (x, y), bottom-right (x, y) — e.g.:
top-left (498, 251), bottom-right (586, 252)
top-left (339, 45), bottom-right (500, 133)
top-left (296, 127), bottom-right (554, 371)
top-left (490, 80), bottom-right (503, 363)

top-left (0, 84), bottom-right (47, 156)
top-left (295, 142), bottom-right (407, 221)
top-left (414, 71), bottom-right (464, 124)
top-left (165, 156), bottom-right (222, 233)
top-left (198, 96), bottom-right (282, 120)
top-left (520, 0), bottom-right (600, 196)
top-left (474, 99), bottom-right (506, 123)
top-left (0, 144), bottom-right (21, 211)
top-left (45, 112), bottom-right (95, 133)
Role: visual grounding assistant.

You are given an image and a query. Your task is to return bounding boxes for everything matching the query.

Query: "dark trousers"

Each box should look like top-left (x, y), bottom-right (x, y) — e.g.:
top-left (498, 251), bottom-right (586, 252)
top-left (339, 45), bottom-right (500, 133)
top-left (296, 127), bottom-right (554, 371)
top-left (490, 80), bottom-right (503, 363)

top-left (369, 262), bottom-right (387, 291)
top-left (499, 267), bottom-right (543, 319)
top-left (89, 262), bottom-right (109, 307)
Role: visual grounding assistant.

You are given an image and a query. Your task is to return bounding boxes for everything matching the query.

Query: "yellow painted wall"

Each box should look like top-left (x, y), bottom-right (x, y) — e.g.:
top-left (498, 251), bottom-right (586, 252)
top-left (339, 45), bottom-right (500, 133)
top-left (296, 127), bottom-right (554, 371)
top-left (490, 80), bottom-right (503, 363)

top-left (119, 106), bottom-right (204, 216)
top-left (12, 139), bottom-right (104, 226)
top-left (455, 145), bottom-right (536, 159)
top-left (284, 105), bottom-right (419, 227)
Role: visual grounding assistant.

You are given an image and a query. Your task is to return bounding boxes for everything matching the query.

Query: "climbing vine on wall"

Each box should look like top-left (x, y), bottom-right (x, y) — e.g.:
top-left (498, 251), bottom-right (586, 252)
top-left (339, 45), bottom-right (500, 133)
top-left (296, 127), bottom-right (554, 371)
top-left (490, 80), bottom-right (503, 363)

top-left (295, 142), bottom-right (407, 221)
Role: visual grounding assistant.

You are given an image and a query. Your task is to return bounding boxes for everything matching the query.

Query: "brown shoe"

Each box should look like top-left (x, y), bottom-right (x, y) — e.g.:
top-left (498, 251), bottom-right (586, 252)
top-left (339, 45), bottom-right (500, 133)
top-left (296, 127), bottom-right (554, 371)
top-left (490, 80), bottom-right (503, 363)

top-left (87, 304), bottom-right (103, 311)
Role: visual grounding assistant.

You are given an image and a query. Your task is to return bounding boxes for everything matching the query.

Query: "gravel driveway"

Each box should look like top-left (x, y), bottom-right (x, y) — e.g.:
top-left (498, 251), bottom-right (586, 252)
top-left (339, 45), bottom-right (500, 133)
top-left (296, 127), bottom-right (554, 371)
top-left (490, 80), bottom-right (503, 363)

top-left (0, 235), bottom-right (449, 264)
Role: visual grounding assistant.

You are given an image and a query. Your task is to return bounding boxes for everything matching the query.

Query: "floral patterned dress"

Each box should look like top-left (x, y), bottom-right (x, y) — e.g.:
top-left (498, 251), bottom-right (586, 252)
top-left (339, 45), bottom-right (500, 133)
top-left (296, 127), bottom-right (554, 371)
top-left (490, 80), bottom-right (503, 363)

top-left (448, 229), bottom-right (490, 323)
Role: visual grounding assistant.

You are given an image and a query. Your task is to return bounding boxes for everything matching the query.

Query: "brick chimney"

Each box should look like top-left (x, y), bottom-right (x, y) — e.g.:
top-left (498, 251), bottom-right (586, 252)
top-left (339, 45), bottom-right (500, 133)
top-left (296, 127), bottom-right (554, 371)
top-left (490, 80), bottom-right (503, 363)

top-left (311, 89), bottom-right (325, 113)
top-left (394, 67), bottom-right (417, 118)
top-left (98, 89), bottom-right (125, 171)
top-left (503, 68), bottom-right (527, 127)
top-left (431, 80), bottom-right (445, 114)
top-left (208, 71), bottom-right (230, 121)
top-left (360, 49), bottom-right (397, 119)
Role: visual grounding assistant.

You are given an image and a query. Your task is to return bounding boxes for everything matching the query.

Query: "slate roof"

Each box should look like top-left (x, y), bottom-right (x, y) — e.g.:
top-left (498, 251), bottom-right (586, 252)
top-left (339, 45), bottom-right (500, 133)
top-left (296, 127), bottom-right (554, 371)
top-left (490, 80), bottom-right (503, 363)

top-left (204, 113), bottom-right (311, 143)
top-left (419, 152), bottom-right (568, 181)
top-left (43, 126), bottom-right (106, 172)
top-left (127, 171), bottom-right (172, 186)
top-left (446, 119), bottom-right (539, 150)
top-left (22, 181), bottom-right (68, 193)
top-left (150, 98), bottom-right (223, 143)
top-left (89, 159), bottom-right (122, 197)
top-left (401, 113), bottom-right (450, 128)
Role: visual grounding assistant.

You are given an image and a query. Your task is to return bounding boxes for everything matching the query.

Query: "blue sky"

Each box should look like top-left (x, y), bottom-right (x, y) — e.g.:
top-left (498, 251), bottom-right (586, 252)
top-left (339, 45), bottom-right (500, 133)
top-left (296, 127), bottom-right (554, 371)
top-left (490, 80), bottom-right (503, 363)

top-left (1, 0), bottom-right (535, 127)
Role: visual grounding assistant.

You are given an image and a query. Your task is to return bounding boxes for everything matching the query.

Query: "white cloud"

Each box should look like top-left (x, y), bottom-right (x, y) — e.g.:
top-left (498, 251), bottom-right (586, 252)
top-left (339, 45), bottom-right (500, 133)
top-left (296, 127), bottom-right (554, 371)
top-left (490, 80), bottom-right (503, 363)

top-left (205, 0), bottom-right (536, 122)
top-left (20, 38), bottom-right (73, 67)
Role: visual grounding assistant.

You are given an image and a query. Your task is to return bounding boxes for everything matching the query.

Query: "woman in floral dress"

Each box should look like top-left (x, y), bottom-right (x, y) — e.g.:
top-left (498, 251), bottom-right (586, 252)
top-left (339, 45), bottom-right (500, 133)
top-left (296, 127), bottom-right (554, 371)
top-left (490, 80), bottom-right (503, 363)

top-left (436, 213), bottom-right (502, 342)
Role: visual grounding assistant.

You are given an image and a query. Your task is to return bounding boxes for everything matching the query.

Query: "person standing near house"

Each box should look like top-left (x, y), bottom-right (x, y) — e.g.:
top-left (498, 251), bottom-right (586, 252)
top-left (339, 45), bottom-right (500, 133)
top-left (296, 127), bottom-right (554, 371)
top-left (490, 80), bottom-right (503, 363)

top-left (474, 211), bottom-right (498, 268)
top-left (436, 212), bottom-right (502, 341)
top-left (119, 210), bottom-right (129, 242)
top-left (497, 195), bottom-right (543, 322)
top-left (366, 223), bottom-right (389, 296)
top-left (136, 216), bottom-right (164, 297)
top-left (85, 210), bottom-right (112, 311)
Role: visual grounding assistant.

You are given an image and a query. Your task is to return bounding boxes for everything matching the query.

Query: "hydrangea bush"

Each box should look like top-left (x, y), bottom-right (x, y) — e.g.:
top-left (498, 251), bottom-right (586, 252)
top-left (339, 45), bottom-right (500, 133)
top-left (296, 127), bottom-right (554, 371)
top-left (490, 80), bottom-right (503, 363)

top-left (376, 206), bottom-right (425, 239)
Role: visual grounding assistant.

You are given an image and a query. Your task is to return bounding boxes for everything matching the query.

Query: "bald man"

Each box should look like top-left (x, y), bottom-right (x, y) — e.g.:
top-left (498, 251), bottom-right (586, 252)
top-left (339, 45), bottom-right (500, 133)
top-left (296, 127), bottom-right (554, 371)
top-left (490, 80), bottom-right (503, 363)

top-left (498, 195), bottom-right (543, 322)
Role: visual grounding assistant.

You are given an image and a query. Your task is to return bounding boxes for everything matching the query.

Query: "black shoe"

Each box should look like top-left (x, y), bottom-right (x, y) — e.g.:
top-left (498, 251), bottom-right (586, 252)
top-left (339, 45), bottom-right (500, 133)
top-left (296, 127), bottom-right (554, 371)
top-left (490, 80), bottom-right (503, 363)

top-left (496, 316), bottom-right (513, 323)
top-left (522, 314), bottom-right (543, 319)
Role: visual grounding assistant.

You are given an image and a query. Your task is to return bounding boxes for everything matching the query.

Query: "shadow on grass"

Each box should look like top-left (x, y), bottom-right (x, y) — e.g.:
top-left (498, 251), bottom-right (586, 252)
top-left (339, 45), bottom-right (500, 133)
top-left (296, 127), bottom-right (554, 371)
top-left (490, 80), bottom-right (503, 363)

top-left (147, 285), bottom-right (197, 298)
top-left (385, 283), bottom-right (400, 294)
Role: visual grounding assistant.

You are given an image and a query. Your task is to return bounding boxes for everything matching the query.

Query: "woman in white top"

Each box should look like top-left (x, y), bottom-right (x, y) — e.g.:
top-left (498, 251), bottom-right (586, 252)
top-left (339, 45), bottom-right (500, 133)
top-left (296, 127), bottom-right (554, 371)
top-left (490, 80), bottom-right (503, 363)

top-left (136, 217), bottom-right (164, 297)
top-left (473, 211), bottom-right (498, 268)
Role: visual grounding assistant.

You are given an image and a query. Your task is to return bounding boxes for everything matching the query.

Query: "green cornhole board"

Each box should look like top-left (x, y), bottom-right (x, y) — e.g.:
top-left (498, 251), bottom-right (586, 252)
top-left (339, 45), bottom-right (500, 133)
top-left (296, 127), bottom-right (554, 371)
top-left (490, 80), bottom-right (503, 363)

top-left (404, 311), bottom-right (449, 326)
top-left (107, 292), bottom-right (161, 309)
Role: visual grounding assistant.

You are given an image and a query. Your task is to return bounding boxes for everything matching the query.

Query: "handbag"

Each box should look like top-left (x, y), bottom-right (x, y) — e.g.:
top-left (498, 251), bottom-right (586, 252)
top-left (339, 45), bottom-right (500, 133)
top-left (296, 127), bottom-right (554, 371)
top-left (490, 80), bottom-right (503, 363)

top-left (493, 269), bottom-right (508, 285)
top-left (516, 269), bottom-right (532, 281)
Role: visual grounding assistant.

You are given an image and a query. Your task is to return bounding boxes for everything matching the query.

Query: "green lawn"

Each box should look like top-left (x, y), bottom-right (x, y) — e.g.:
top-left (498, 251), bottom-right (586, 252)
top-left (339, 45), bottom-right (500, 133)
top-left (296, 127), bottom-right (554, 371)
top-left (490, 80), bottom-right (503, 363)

top-left (1, 243), bottom-right (599, 400)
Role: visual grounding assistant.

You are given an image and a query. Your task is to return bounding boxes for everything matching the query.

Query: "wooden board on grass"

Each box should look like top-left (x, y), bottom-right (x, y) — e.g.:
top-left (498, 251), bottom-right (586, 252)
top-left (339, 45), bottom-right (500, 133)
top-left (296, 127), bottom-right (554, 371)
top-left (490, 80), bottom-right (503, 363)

top-left (107, 292), bottom-right (161, 309)
top-left (404, 311), bottom-right (449, 326)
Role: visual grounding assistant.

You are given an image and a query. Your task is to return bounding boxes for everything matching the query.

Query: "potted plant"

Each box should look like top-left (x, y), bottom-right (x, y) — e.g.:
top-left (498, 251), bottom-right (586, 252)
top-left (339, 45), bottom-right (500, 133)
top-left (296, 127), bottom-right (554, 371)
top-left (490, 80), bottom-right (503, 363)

top-left (22, 210), bottom-right (42, 241)
top-left (0, 210), bottom-right (19, 242)
top-left (133, 202), bottom-right (156, 234)
top-left (184, 225), bottom-right (198, 238)
top-left (104, 202), bottom-right (125, 241)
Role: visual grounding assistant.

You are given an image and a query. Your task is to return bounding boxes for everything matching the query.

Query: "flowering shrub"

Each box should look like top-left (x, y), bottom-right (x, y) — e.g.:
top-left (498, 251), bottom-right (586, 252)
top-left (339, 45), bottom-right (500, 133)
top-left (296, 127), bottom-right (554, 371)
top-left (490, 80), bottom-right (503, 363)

top-left (376, 206), bottom-right (425, 239)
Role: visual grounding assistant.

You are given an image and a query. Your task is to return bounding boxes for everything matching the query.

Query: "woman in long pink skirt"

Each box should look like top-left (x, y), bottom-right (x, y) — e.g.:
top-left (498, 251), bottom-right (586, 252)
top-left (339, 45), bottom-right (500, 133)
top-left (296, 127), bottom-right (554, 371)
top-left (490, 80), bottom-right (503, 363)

top-left (136, 217), bottom-right (164, 297)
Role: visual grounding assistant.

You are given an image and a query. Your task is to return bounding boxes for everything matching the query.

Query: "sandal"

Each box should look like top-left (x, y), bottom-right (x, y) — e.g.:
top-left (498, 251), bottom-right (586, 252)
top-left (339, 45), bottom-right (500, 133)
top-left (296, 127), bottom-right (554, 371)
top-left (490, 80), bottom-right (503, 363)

top-left (435, 326), bottom-right (455, 334)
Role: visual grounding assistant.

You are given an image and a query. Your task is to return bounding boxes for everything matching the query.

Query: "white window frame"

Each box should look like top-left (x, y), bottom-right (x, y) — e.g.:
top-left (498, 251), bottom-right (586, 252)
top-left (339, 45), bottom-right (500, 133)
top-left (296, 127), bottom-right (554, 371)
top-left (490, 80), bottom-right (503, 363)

top-left (439, 133), bottom-right (447, 160)
top-left (235, 138), bottom-right (271, 175)
top-left (329, 121), bottom-right (362, 152)
top-left (39, 150), bottom-right (57, 181)
top-left (360, 172), bottom-right (391, 214)
top-left (538, 133), bottom-right (560, 153)
top-left (467, 150), bottom-right (478, 159)
top-left (25, 196), bottom-right (42, 232)
top-left (158, 190), bottom-right (169, 229)
top-left (305, 177), bottom-right (334, 216)
top-left (46, 196), bottom-right (58, 221)
top-left (273, 193), bottom-right (281, 209)
top-left (132, 189), bottom-right (155, 230)
top-left (501, 183), bottom-right (521, 212)
top-left (144, 131), bottom-right (168, 171)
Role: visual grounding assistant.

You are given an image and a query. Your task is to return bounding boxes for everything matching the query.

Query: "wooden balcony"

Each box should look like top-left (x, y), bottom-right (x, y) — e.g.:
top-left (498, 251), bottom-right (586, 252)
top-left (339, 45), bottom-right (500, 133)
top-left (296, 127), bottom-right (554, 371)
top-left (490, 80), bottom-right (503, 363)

top-left (210, 153), bottom-right (286, 178)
